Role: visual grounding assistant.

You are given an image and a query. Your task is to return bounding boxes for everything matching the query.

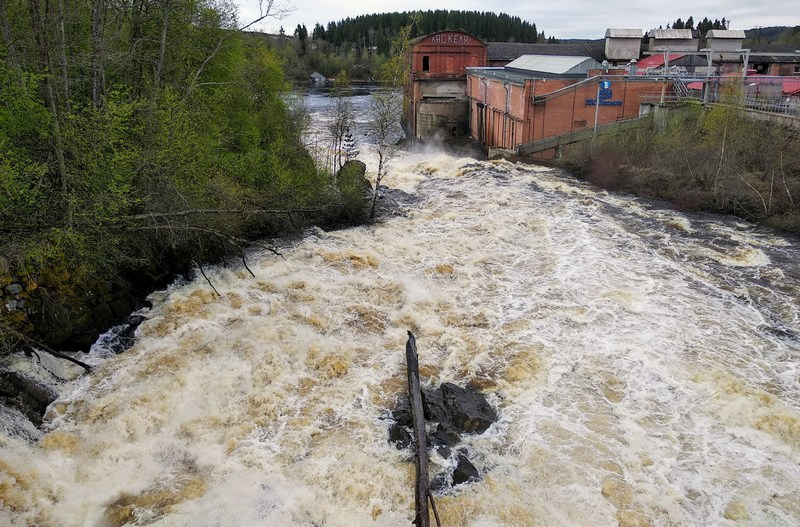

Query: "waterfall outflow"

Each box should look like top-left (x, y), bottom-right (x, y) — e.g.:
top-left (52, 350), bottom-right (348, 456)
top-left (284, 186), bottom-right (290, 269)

top-left (1, 151), bottom-right (799, 527)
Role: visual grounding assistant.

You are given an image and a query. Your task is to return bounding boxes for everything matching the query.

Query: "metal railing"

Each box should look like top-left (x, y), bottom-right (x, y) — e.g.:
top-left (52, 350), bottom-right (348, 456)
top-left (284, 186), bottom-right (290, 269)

top-left (637, 75), bottom-right (800, 118)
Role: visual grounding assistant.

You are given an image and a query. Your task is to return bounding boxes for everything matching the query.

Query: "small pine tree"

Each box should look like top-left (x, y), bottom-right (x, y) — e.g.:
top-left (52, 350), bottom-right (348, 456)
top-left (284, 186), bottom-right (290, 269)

top-left (342, 127), bottom-right (359, 161)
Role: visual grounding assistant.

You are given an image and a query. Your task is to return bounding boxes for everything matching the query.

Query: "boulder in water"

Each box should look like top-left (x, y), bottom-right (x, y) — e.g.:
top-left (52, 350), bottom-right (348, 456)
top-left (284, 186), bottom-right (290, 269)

top-left (387, 381), bottom-right (497, 489)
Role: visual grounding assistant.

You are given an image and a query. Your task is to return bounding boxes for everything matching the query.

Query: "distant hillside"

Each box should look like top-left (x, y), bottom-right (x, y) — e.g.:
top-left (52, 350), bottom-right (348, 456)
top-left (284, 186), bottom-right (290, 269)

top-left (310, 10), bottom-right (544, 55)
top-left (745, 26), bottom-right (800, 44)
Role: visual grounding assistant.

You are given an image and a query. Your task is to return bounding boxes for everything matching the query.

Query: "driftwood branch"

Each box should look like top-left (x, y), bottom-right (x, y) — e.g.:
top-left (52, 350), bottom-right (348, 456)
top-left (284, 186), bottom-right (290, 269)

top-left (196, 261), bottom-right (220, 296)
top-left (428, 489), bottom-right (442, 527)
top-left (241, 250), bottom-right (256, 277)
top-left (1, 323), bottom-right (92, 373)
top-left (406, 331), bottom-right (430, 527)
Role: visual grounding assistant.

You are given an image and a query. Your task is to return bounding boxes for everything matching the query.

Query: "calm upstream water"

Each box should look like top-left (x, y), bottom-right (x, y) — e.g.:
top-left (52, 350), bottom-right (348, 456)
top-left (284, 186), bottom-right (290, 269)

top-left (1, 93), bottom-right (799, 527)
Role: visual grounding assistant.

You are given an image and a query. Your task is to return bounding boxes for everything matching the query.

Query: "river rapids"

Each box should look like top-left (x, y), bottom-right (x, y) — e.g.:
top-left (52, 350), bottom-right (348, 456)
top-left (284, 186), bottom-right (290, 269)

top-left (2, 101), bottom-right (800, 527)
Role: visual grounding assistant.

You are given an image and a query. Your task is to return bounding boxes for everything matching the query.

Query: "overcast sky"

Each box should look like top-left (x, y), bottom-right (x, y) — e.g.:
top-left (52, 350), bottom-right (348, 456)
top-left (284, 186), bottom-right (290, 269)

top-left (236, 0), bottom-right (798, 40)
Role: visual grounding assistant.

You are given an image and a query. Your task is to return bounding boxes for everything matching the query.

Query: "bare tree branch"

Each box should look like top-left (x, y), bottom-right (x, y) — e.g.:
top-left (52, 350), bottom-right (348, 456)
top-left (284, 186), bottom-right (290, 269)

top-left (110, 208), bottom-right (323, 222)
top-left (125, 224), bottom-right (283, 257)
top-left (1, 323), bottom-right (92, 373)
top-left (197, 262), bottom-right (220, 296)
top-left (186, 0), bottom-right (293, 97)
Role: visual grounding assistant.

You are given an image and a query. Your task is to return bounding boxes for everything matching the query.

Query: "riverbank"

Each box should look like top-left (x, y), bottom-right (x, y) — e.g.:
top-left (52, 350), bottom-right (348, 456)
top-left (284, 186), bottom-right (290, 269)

top-left (556, 104), bottom-right (800, 236)
top-left (0, 160), bottom-right (382, 426)
top-left (0, 162), bottom-right (374, 350)
top-left (3, 151), bottom-right (798, 526)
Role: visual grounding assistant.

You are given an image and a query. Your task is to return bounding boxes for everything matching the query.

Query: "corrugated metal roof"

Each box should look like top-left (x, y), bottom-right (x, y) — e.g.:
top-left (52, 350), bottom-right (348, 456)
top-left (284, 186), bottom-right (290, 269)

top-left (486, 42), bottom-right (605, 62)
top-left (635, 53), bottom-right (685, 68)
top-left (706, 29), bottom-right (746, 39)
top-left (647, 29), bottom-right (694, 39)
top-left (505, 55), bottom-right (602, 76)
top-left (605, 28), bottom-right (643, 38)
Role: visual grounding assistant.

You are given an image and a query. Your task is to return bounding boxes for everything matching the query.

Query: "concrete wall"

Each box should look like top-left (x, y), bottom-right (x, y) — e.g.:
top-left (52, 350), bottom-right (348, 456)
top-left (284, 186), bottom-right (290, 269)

top-left (418, 80), bottom-right (468, 99)
top-left (706, 38), bottom-right (744, 53)
top-left (416, 100), bottom-right (470, 139)
top-left (605, 38), bottom-right (642, 62)
top-left (648, 38), bottom-right (699, 52)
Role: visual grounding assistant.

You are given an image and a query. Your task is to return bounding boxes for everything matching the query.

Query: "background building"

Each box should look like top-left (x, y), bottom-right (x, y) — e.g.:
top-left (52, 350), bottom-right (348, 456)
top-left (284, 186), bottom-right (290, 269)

top-left (404, 31), bottom-right (487, 140)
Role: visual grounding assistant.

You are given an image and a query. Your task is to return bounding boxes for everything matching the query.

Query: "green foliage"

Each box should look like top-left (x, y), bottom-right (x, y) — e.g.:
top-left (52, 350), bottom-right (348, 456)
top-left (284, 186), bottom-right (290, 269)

top-left (0, 62), bottom-right (53, 227)
top-left (561, 105), bottom-right (800, 233)
top-left (0, 0), bottom-right (340, 345)
top-left (334, 160), bottom-right (370, 223)
top-left (378, 14), bottom-right (420, 86)
top-left (322, 10), bottom-right (540, 53)
top-left (668, 16), bottom-right (727, 32)
top-left (776, 26), bottom-right (800, 46)
top-left (64, 92), bottom-right (142, 219)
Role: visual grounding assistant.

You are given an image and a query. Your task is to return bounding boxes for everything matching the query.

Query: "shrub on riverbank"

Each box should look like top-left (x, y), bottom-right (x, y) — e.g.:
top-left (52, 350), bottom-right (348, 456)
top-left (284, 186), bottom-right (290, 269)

top-left (560, 104), bottom-right (800, 234)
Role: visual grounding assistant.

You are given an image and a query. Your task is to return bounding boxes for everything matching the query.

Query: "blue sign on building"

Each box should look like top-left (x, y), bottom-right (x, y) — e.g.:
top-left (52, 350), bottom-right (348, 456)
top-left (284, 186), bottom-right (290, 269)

top-left (586, 86), bottom-right (623, 106)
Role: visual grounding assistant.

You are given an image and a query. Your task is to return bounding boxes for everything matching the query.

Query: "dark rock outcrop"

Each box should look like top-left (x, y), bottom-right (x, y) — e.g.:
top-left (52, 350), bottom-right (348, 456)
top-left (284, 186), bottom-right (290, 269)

top-left (0, 371), bottom-right (57, 427)
top-left (426, 382), bottom-right (498, 434)
top-left (387, 381), bottom-right (497, 490)
top-left (452, 451), bottom-right (480, 485)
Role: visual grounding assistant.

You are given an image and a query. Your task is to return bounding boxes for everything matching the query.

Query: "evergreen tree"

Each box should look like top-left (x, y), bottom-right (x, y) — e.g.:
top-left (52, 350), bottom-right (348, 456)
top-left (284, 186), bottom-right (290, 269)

top-left (342, 127), bottom-right (359, 162)
top-left (294, 24), bottom-right (308, 56)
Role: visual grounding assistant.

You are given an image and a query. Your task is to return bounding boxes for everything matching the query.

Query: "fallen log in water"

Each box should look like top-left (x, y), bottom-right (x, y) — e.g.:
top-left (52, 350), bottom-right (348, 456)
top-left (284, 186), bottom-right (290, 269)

top-left (405, 331), bottom-right (431, 527)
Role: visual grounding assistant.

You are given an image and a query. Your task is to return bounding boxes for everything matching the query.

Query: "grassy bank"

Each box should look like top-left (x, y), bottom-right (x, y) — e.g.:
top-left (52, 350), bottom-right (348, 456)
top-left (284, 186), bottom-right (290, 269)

top-left (559, 103), bottom-right (800, 234)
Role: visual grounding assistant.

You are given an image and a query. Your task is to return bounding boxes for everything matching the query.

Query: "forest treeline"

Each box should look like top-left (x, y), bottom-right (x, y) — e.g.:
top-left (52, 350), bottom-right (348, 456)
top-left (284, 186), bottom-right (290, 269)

top-left (317, 10), bottom-right (542, 52)
top-left (274, 10), bottom-right (546, 81)
top-left (562, 103), bottom-right (800, 235)
top-left (661, 16), bottom-right (728, 32)
top-left (745, 26), bottom-right (800, 45)
top-left (0, 0), bottom-right (363, 348)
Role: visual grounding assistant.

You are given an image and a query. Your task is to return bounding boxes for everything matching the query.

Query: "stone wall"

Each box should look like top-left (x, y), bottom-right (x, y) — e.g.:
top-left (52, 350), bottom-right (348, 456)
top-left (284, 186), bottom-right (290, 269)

top-left (1, 255), bottom-right (145, 351)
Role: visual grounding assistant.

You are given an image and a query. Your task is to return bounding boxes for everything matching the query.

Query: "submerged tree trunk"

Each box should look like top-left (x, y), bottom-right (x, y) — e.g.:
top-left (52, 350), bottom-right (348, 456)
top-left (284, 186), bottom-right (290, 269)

top-left (370, 151), bottom-right (384, 219)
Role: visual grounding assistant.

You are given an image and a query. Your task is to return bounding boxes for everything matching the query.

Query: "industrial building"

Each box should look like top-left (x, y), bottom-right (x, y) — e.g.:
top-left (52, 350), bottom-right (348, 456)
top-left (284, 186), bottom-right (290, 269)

top-left (403, 30), bottom-right (487, 140)
top-left (403, 27), bottom-right (800, 157)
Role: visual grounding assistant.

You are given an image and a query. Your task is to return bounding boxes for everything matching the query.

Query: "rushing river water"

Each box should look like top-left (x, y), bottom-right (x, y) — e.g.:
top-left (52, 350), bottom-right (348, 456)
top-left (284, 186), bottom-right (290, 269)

top-left (2, 93), bottom-right (800, 527)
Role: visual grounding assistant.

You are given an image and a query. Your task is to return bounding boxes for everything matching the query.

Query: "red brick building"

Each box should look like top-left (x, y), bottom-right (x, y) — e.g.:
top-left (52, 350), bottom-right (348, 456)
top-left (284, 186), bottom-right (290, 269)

top-left (467, 58), bottom-right (671, 157)
top-left (405, 31), bottom-right (487, 139)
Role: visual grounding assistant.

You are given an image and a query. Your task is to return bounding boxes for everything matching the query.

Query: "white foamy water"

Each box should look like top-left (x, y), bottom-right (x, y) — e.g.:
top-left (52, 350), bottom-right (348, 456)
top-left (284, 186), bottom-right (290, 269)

top-left (2, 149), bottom-right (800, 526)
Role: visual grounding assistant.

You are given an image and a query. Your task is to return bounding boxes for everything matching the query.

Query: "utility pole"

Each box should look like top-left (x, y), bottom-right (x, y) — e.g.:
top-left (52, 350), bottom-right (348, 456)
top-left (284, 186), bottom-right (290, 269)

top-left (593, 81), bottom-right (601, 138)
top-left (700, 48), bottom-right (712, 105)
top-left (593, 61), bottom-right (610, 141)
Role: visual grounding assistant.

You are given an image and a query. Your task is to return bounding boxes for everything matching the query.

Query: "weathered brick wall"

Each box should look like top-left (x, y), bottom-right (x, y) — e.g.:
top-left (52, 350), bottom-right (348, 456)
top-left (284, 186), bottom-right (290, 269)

top-left (469, 74), bottom-right (666, 152)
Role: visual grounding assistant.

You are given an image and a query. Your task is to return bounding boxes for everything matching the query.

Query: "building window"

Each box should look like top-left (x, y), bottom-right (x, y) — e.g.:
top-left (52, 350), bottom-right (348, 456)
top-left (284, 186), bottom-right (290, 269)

top-left (422, 56), bottom-right (430, 71)
top-left (795, 65), bottom-right (800, 74)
